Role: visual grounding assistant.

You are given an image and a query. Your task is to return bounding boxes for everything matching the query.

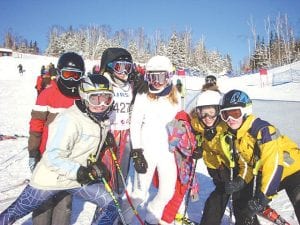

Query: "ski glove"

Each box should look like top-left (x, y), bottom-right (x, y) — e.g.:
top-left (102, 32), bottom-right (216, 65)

top-left (103, 131), bottom-right (117, 150)
top-left (192, 146), bottom-right (203, 159)
top-left (131, 148), bottom-right (148, 174)
top-left (225, 176), bottom-right (246, 194)
top-left (192, 134), bottom-right (203, 160)
top-left (77, 161), bottom-right (111, 185)
top-left (28, 150), bottom-right (41, 172)
top-left (244, 192), bottom-right (271, 218)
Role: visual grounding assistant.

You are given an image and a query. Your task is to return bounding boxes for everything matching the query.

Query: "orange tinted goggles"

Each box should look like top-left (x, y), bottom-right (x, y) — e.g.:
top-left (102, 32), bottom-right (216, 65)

top-left (220, 107), bottom-right (243, 122)
top-left (61, 69), bottom-right (83, 81)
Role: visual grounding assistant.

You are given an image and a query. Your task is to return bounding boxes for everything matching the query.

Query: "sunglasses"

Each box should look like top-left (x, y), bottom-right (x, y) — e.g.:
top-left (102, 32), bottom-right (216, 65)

top-left (107, 61), bottom-right (133, 75)
top-left (220, 107), bottom-right (244, 122)
top-left (196, 106), bottom-right (219, 119)
top-left (60, 69), bottom-right (83, 81)
top-left (145, 71), bottom-right (170, 85)
top-left (86, 91), bottom-right (114, 107)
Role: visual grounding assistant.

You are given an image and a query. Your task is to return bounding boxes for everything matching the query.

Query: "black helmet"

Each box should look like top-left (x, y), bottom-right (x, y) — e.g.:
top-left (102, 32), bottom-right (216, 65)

top-left (220, 89), bottom-right (253, 122)
top-left (56, 52), bottom-right (85, 98)
top-left (100, 48), bottom-right (133, 88)
top-left (79, 74), bottom-right (114, 122)
top-left (100, 48), bottom-right (132, 74)
top-left (221, 89), bottom-right (252, 109)
top-left (57, 52), bottom-right (85, 72)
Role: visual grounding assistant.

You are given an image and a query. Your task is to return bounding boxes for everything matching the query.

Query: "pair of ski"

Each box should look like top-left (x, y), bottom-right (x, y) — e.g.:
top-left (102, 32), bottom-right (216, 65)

top-left (0, 134), bottom-right (28, 141)
top-left (174, 206), bottom-right (291, 225)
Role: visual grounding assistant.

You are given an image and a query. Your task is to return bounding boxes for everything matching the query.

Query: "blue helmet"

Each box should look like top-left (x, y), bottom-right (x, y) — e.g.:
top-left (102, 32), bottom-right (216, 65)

top-left (221, 89), bottom-right (252, 109)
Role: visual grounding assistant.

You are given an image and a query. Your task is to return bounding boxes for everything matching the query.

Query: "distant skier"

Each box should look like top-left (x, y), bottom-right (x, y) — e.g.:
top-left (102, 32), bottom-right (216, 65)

top-left (17, 64), bottom-right (24, 75)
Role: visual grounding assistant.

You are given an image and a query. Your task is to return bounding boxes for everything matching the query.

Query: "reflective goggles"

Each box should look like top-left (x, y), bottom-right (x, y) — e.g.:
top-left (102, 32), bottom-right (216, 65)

top-left (220, 107), bottom-right (244, 122)
top-left (60, 68), bottom-right (83, 81)
top-left (145, 71), bottom-right (170, 85)
top-left (107, 61), bottom-right (133, 75)
top-left (196, 106), bottom-right (219, 119)
top-left (85, 91), bottom-right (114, 107)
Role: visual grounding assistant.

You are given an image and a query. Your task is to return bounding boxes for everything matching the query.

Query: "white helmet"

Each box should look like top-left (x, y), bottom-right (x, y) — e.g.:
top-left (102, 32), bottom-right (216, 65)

top-left (145, 56), bottom-right (174, 94)
top-left (196, 90), bottom-right (222, 107)
top-left (145, 55), bottom-right (173, 72)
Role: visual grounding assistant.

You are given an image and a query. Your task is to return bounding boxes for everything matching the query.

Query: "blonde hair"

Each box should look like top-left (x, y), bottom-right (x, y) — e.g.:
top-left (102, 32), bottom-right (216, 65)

top-left (147, 86), bottom-right (179, 105)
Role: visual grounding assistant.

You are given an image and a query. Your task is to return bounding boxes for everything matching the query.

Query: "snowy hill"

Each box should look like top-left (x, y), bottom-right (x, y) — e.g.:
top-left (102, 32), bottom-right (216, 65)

top-left (0, 54), bottom-right (299, 225)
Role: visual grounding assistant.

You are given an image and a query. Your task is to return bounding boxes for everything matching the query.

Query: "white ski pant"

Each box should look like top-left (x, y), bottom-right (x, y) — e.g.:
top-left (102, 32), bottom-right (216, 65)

top-left (131, 146), bottom-right (177, 224)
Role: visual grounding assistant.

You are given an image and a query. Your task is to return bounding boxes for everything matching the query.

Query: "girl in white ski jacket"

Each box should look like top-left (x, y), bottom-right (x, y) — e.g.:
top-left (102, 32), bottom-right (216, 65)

top-left (125, 56), bottom-right (181, 225)
top-left (0, 75), bottom-right (120, 225)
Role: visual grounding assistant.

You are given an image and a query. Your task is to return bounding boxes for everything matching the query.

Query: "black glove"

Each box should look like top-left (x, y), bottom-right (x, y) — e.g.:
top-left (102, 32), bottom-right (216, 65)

top-left (244, 192), bottom-right (271, 218)
top-left (77, 161), bottom-right (111, 185)
top-left (28, 150), bottom-right (41, 172)
top-left (104, 131), bottom-right (117, 149)
top-left (131, 148), bottom-right (148, 174)
top-left (225, 176), bottom-right (246, 194)
top-left (192, 146), bottom-right (203, 159)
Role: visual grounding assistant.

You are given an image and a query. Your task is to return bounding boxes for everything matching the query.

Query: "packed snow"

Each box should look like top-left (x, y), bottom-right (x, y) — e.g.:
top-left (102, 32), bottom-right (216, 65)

top-left (0, 53), bottom-right (299, 225)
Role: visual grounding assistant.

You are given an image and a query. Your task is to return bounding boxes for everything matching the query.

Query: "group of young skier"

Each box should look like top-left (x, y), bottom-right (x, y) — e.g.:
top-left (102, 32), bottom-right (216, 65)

top-left (0, 47), bottom-right (299, 225)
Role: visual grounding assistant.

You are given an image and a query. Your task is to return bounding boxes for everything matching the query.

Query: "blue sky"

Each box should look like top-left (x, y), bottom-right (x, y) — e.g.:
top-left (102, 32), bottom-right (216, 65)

top-left (1, 0), bottom-right (299, 68)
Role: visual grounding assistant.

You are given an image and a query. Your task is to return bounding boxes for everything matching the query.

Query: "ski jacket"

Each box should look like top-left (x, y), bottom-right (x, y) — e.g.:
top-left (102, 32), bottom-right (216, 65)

top-left (130, 92), bottom-right (181, 150)
top-left (232, 114), bottom-right (300, 198)
top-left (30, 104), bottom-right (110, 190)
top-left (191, 117), bottom-right (229, 169)
top-left (28, 82), bottom-right (76, 156)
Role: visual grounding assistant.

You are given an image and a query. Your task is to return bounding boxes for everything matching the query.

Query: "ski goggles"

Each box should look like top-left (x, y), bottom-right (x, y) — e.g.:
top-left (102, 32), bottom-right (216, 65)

top-left (205, 76), bottom-right (217, 85)
top-left (60, 68), bottom-right (83, 81)
top-left (85, 91), bottom-right (114, 107)
top-left (107, 61), bottom-right (133, 75)
top-left (196, 106), bottom-right (219, 119)
top-left (145, 71), bottom-right (171, 85)
top-left (220, 107), bottom-right (244, 122)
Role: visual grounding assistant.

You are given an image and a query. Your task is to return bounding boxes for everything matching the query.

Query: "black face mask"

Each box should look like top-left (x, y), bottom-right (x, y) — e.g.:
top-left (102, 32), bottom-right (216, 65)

top-left (57, 77), bottom-right (80, 98)
top-left (204, 127), bottom-right (217, 141)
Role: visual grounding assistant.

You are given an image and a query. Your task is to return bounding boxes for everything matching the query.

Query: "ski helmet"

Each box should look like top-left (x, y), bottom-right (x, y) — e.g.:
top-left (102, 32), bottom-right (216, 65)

top-left (100, 48), bottom-right (133, 87)
top-left (195, 90), bottom-right (222, 121)
top-left (56, 52), bottom-right (85, 97)
top-left (196, 90), bottom-right (222, 107)
top-left (145, 55), bottom-right (174, 94)
top-left (220, 89), bottom-right (252, 121)
top-left (79, 74), bottom-right (114, 122)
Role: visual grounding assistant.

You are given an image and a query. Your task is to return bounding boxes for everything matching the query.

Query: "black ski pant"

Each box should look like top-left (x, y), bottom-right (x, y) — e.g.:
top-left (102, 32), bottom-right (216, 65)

top-left (32, 191), bottom-right (72, 225)
top-left (200, 167), bottom-right (259, 225)
top-left (278, 170), bottom-right (300, 223)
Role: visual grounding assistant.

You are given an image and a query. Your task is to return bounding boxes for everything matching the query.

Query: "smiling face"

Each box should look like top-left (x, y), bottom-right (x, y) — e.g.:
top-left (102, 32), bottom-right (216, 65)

top-left (225, 116), bottom-right (243, 130)
top-left (197, 105), bottom-right (219, 127)
top-left (85, 91), bottom-right (114, 113)
top-left (220, 107), bottom-right (245, 129)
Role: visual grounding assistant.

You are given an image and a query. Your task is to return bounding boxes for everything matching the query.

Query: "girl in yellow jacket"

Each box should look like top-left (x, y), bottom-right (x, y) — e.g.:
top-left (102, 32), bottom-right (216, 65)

top-left (220, 89), bottom-right (300, 223)
top-left (191, 90), bottom-right (257, 225)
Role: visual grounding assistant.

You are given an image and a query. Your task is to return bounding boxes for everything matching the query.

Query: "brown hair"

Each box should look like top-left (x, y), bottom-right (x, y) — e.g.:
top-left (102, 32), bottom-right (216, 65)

top-left (201, 83), bottom-right (221, 93)
top-left (147, 86), bottom-right (179, 105)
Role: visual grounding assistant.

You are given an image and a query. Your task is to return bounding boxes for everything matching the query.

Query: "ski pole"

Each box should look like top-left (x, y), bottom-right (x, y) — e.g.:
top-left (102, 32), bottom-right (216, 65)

top-left (108, 146), bottom-right (144, 225)
top-left (222, 134), bottom-right (235, 225)
top-left (101, 177), bottom-right (127, 225)
top-left (182, 158), bottom-right (198, 225)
